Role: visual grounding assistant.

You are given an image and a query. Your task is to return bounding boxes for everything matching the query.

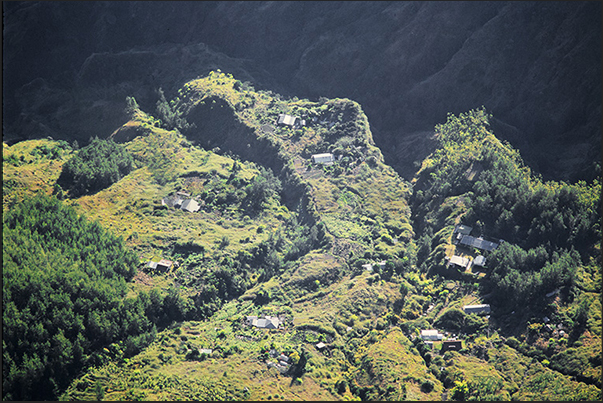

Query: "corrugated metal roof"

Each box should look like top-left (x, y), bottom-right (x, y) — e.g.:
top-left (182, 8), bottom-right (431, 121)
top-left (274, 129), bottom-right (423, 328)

top-left (450, 255), bottom-right (470, 268)
top-left (311, 153), bottom-right (335, 164)
top-left (278, 114), bottom-right (297, 126)
top-left (181, 199), bottom-right (200, 212)
top-left (157, 259), bottom-right (173, 268)
top-left (459, 235), bottom-right (498, 251)
top-left (463, 304), bottom-right (491, 314)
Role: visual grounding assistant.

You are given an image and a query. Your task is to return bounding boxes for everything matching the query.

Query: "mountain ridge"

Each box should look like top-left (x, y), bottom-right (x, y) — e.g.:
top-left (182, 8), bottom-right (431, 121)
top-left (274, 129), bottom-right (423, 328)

top-left (3, 1), bottom-right (600, 181)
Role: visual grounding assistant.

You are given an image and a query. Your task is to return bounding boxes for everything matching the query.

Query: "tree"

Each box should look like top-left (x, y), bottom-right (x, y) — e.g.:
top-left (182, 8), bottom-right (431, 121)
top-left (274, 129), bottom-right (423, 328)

top-left (434, 308), bottom-right (465, 333)
top-left (244, 167), bottom-right (282, 212)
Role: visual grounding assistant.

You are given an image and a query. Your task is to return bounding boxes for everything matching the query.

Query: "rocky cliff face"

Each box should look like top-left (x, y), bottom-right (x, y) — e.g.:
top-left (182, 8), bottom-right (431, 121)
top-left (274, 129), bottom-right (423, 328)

top-left (3, 1), bottom-right (600, 181)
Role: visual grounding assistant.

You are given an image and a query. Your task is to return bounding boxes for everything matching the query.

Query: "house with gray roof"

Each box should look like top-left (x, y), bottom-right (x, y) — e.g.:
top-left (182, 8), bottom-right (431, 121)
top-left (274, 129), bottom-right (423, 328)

top-left (473, 255), bottom-right (487, 267)
top-left (459, 235), bottom-right (499, 251)
top-left (454, 224), bottom-right (473, 235)
top-left (181, 199), bottom-right (200, 213)
top-left (147, 259), bottom-right (173, 272)
top-left (441, 340), bottom-right (463, 352)
top-left (462, 304), bottom-right (491, 315)
top-left (421, 329), bottom-right (444, 341)
top-left (246, 315), bottom-right (280, 329)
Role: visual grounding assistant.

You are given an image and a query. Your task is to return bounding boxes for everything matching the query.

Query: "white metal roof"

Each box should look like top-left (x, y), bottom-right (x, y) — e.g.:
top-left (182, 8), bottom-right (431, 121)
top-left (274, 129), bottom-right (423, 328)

top-left (278, 114), bottom-right (297, 126)
top-left (311, 153), bottom-right (335, 163)
top-left (449, 255), bottom-right (470, 267)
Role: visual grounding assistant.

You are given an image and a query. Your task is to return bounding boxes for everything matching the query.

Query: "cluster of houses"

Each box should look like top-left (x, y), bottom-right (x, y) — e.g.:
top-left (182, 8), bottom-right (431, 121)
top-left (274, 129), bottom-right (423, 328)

top-left (418, 304), bottom-right (491, 352)
top-left (541, 315), bottom-right (568, 338)
top-left (420, 329), bottom-right (463, 352)
top-left (446, 224), bottom-right (503, 271)
top-left (276, 113), bottom-right (341, 166)
top-left (265, 342), bottom-right (327, 373)
top-left (161, 191), bottom-right (202, 213)
top-left (446, 254), bottom-right (487, 270)
top-left (266, 348), bottom-right (292, 373)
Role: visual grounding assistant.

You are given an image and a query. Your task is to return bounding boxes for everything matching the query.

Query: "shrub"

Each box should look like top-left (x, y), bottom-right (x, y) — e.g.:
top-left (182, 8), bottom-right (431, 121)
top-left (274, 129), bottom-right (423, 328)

top-left (505, 336), bottom-right (520, 349)
top-left (421, 379), bottom-right (435, 393)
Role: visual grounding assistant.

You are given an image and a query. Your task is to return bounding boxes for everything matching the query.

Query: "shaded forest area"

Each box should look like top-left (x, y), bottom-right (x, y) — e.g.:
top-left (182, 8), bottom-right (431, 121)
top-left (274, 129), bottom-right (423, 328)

top-left (2, 195), bottom-right (192, 401)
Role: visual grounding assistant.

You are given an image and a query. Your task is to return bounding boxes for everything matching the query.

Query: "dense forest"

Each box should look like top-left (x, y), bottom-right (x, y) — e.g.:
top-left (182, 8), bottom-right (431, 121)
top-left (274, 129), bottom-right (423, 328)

top-left (2, 194), bottom-right (195, 401)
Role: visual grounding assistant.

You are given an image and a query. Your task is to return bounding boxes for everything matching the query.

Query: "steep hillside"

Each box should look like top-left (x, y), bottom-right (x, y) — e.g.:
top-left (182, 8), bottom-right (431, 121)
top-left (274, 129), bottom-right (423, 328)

top-left (3, 71), bottom-right (601, 401)
top-left (3, 1), bottom-right (600, 181)
top-left (409, 107), bottom-right (601, 387)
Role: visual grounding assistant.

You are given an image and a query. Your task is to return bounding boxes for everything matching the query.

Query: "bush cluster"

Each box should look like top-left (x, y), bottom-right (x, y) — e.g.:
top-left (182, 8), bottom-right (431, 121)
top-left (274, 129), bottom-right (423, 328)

top-left (57, 137), bottom-right (133, 197)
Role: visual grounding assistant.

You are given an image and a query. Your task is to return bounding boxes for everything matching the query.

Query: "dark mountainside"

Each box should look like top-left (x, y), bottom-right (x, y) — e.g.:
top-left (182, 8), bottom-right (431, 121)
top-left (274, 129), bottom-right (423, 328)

top-left (3, 1), bottom-right (601, 182)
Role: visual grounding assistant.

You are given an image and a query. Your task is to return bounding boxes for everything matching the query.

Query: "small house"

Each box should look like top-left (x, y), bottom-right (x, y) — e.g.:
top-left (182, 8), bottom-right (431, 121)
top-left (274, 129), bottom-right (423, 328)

top-left (156, 259), bottom-right (173, 272)
top-left (181, 199), bottom-right (200, 213)
top-left (277, 114), bottom-right (296, 126)
top-left (454, 224), bottom-right (473, 235)
top-left (257, 317), bottom-right (280, 329)
top-left (473, 255), bottom-right (487, 267)
top-left (441, 340), bottom-right (463, 352)
top-left (459, 235), bottom-right (499, 251)
top-left (316, 342), bottom-right (326, 350)
top-left (147, 259), bottom-right (173, 272)
top-left (447, 255), bottom-right (470, 269)
top-left (278, 354), bottom-right (291, 365)
top-left (311, 153), bottom-right (335, 165)
top-left (247, 315), bottom-right (280, 329)
top-left (462, 304), bottom-right (491, 315)
top-left (362, 261), bottom-right (386, 272)
top-left (421, 329), bottom-right (444, 341)
top-left (277, 113), bottom-right (304, 127)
